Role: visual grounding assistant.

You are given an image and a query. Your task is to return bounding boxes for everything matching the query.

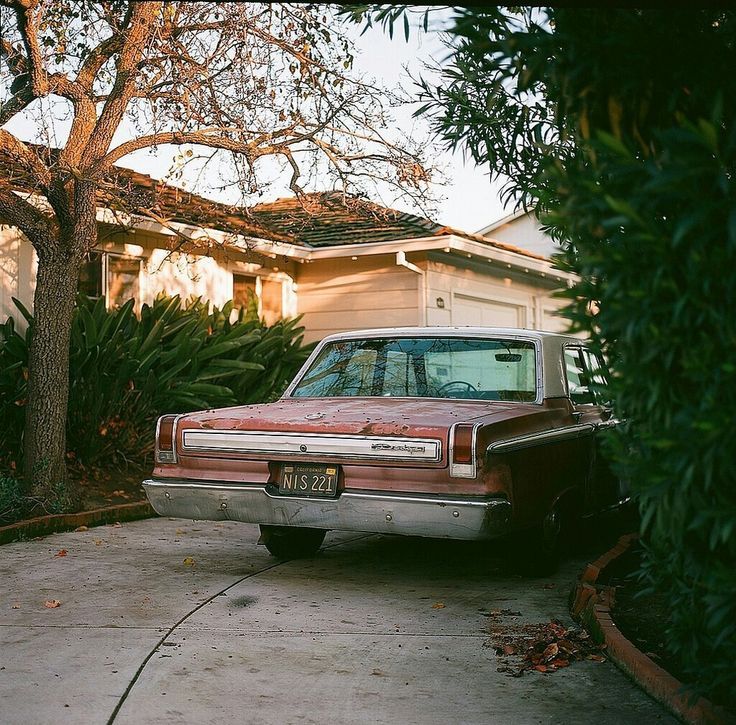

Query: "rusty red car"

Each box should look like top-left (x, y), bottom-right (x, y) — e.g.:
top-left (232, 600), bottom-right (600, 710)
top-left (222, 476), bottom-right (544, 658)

top-left (144, 328), bottom-right (625, 567)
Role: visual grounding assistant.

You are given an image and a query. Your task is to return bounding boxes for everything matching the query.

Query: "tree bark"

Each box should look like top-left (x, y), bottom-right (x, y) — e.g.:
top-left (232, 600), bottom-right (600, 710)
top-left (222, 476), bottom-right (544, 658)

top-left (23, 246), bottom-right (82, 506)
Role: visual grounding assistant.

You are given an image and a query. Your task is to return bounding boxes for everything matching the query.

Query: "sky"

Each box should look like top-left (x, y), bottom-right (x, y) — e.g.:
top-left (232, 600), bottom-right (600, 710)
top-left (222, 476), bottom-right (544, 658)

top-left (5, 12), bottom-right (509, 235)
top-left (348, 21), bottom-right (509, 233)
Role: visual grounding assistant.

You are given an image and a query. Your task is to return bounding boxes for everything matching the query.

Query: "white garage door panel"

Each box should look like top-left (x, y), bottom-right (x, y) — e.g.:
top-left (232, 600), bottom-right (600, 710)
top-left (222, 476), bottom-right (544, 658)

top-left (452, 293), bottom-right (526, 327)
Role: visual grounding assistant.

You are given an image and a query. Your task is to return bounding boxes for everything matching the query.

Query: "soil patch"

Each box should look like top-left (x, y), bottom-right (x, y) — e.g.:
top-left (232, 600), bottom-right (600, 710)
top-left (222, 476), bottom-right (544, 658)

top-left (597, 543), bottom-right (687, 684)
top-left (73, 462), bottom-right (149, 510)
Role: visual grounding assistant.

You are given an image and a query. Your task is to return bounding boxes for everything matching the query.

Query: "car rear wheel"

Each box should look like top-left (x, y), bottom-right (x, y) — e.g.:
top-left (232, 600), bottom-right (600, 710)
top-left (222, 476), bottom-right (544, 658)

top-left (516, 503), bottom-right (579, 576)
top-left (259, 525), bottom-right (327, 560)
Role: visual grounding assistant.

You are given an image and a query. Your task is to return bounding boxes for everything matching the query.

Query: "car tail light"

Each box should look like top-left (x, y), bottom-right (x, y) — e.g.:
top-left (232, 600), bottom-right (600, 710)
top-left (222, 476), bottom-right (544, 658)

top-left (155, 415), bottom-right (178, 464)
top-left (450, 423), bottom-right (478, 478)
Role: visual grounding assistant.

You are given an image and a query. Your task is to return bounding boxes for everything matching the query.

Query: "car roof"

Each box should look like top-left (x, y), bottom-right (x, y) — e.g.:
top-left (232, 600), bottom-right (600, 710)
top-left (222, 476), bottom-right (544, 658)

top-left (320, 326), bottom-right (581, 344)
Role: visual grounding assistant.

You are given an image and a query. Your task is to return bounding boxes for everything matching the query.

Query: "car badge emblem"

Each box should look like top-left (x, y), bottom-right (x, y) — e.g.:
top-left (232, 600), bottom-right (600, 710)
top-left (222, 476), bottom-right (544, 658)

top-left (371, 443), bottom-right (426, 454)
top-left (304, 412), bottom-right (325, 420)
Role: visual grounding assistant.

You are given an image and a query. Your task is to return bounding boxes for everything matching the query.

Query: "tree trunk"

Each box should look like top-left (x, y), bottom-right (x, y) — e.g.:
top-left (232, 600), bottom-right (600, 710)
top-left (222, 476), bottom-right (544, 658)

top-left (23, 247), bottom-right (82, 507)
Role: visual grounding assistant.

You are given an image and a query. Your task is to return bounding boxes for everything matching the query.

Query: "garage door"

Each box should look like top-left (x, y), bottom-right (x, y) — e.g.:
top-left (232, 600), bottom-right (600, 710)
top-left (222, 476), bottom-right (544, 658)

top-left (452, 293), bottom-right (526, 327)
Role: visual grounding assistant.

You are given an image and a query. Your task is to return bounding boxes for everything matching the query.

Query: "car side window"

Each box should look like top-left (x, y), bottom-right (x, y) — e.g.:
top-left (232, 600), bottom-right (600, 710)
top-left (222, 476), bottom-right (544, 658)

top-left (582, 350), bottom-right (610, 405)
top-left (564, 347), bottom-right (596, 405)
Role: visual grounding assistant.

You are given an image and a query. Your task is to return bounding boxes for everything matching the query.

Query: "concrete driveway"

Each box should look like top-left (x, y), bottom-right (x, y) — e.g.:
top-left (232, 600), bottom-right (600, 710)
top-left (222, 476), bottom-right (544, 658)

top-left (0, 517), bottom-right (675, 725)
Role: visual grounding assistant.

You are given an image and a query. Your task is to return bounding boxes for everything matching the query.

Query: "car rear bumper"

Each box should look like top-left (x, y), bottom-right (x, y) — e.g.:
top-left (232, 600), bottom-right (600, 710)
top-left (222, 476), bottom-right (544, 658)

top-left (143, 479), bottom-right (512, 540)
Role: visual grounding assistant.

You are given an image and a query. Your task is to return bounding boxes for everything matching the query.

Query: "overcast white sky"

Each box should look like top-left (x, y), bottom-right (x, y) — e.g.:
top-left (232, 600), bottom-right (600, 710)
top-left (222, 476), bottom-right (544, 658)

top-left (6, 15), bottom-right (509, 234)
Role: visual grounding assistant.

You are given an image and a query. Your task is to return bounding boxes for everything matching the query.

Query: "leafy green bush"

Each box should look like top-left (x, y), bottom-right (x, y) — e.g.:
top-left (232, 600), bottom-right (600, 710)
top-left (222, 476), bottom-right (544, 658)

top-left (397, 6), bottom-right (736, 706)
top-left (0, 294), bottom-right (314, 471)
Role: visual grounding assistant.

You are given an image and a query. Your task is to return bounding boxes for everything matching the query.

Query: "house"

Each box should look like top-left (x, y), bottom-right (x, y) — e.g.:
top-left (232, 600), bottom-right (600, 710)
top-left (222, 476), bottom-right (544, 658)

top-left (1, 168), bottom-right (575, 344)
top-left (477, 209), bottom-right (561, 260)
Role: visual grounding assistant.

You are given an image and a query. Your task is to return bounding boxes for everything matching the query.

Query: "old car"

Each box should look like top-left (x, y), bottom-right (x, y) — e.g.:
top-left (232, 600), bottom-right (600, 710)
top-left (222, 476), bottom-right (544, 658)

top-left (144, 327), bottom-right (625, 568)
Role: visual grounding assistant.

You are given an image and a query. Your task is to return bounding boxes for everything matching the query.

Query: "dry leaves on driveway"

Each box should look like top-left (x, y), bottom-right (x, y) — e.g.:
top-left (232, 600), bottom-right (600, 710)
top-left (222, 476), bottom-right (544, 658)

top-left (44, 600), bottom-right (62, 609)
top-left (485, 610), bottom-right (607, 677)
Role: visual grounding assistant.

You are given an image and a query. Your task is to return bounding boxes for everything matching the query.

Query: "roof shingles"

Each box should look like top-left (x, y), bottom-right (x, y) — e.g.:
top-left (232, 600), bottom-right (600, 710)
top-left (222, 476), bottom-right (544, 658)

top-left (1, 151), bottom-right (544, 259)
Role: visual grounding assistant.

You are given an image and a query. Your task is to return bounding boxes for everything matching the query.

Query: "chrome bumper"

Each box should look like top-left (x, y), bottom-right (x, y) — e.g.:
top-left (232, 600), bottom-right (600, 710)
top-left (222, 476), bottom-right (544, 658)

top-left (143, 479), bottom-right (512, 541)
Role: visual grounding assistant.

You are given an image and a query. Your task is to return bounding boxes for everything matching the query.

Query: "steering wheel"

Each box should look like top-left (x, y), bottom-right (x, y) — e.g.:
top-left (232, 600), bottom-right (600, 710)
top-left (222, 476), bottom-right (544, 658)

top-left (437, 380), bottom-right (478, 396)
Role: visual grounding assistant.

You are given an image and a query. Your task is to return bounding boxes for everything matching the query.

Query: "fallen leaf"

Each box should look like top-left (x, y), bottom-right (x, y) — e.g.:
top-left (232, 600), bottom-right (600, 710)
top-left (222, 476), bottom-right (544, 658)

top-left (94, 540), bottom-right (103, 546)
top-left (502, 644), bottom-right (517, 656)
top-left (11, 603), bottom-right (20, 609)
top-left (54, 549), bottom-right (68, 558)
top-left (431, 602), bottom-right (445, 609)
top-left (183, 557), bottom-right (196, 566)
top-left (111, 522), bottom-right (122, 528)
top-left (175, 529), bottom-right (186, 535)
top-left (534, 664), bottom-right (548, 673)
top-left (74, 525), bottom-right (88, 532)
top-left (542, 642), bottom-right (559, 661)
top-left (44, 600), bottom-right (62, 609)
top-left (587, 654), bottom-right (607, 663)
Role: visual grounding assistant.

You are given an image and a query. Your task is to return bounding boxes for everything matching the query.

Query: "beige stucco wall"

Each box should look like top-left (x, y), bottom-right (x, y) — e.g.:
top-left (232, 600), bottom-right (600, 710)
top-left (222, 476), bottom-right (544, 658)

top-left (295, 254), bottom-right (420, 343)
top-left (0, 224), bottom-right (36, 325)
top-left (2, 220), bottom-right (570, 342)
top-left (294, 251), bottom-right (571, 344)
top-left (0, 224), bottom-right (297, 328)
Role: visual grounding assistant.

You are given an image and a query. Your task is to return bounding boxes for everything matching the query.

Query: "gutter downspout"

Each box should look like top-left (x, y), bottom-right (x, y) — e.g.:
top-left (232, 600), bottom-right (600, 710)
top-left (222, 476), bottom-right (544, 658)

top-left (396, 250), bottom-right (427, 326)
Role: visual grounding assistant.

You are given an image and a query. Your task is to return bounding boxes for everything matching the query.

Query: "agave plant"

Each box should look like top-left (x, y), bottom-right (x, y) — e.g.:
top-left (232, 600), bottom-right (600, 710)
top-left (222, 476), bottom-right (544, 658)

top-left (0, 294), bottom-right (314, 471)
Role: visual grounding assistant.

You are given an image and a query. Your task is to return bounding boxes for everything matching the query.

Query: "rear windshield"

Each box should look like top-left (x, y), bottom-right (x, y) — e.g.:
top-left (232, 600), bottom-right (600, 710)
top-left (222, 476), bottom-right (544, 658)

top-left (290, 337), bottom-right (538, 402)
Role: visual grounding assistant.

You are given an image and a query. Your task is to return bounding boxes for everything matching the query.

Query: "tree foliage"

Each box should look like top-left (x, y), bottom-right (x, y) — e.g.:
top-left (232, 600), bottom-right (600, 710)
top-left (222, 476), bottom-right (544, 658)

top-left (399, 6), bottom-right (736, 706)
top-left (0, 1), bottom-right (434, 496)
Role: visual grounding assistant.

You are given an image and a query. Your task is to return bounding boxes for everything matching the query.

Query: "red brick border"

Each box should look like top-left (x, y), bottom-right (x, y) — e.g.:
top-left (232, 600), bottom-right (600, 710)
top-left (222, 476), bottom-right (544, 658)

top-left (0, 501), bottom-right (156, 545)
top-left (572, 534), bottom-right (734, 725)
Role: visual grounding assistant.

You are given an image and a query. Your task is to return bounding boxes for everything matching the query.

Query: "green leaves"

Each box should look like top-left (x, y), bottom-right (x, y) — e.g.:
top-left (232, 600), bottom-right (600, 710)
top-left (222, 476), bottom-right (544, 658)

top-left (414, 5), bottom-right (736, 707)
top-left (0, 295), bottom-right (314, 472)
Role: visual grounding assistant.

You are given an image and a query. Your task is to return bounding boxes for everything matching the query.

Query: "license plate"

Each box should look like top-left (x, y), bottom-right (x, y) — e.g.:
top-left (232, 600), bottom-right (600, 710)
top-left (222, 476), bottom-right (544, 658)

top-left (278, 463), bottom-right (338, 498)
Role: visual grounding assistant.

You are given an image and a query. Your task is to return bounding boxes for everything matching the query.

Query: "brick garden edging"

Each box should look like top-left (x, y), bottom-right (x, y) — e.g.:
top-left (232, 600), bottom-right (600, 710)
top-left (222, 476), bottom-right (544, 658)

top-left (0, 500), bottom-right (156, 545)
top-left (571, 533), bottom-right (734, 725)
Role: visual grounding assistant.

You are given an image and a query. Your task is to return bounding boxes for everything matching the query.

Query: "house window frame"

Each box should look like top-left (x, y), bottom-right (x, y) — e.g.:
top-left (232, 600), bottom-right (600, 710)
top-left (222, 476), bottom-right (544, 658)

top-left (78, 251), bottom-right (143, 312)
top-left (231, 268), bottom-right (290, 325)
top-left (232, 272), bottom-right (261, 314)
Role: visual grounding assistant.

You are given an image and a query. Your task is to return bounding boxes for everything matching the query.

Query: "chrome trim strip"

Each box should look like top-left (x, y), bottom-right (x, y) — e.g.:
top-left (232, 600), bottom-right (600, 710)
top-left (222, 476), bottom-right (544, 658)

top-left (143, 479), bottom-right (512, 541)
top-left (486, 423), bottom-right (595, 455)
top-left (180, 430), bottom-right (442, 462)
top-left (448, 422), bottom-right (482, 479)
top-left (595, 418), bottom-right (621, 430)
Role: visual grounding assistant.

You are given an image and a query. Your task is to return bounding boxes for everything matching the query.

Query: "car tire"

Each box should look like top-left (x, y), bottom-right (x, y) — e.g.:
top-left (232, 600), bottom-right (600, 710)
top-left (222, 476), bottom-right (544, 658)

top-left (259, 525), bottom-right (327, 560)
top-left (516, 503), bottom-right (577, 577)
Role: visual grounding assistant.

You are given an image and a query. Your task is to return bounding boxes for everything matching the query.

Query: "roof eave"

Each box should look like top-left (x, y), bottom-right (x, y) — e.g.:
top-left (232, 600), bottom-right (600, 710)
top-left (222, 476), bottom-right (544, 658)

top-left (303, 234), bottom-right (576, 282)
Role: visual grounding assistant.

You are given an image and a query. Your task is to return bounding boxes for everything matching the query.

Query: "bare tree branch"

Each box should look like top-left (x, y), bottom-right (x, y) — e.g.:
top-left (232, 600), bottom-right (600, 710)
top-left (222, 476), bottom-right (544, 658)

top-left (8, 0), bottom-right (48, 96)
top-left (0, 85), bottom-right (34, 125)
top-left (0, 185), bottom-right (54, 250)
top-left (0, 130), bottom-right (50, 185)
top-left (82, 2), bottom-right (163, 164)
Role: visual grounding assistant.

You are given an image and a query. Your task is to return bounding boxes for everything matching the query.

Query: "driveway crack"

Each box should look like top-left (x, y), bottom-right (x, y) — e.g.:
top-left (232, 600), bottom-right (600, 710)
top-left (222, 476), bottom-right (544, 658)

top-left (106, 533), bottom-right (373, 724)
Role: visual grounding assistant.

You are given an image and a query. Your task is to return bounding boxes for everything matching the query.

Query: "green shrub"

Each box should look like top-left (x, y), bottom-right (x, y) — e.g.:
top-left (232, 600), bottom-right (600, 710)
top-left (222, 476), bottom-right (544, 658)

top-left (403, 6), bottom-right (736, 706)
top-left (0, 294), bottom-right (314, 471)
